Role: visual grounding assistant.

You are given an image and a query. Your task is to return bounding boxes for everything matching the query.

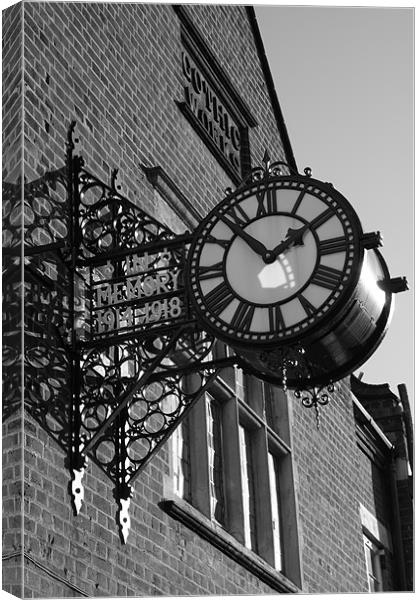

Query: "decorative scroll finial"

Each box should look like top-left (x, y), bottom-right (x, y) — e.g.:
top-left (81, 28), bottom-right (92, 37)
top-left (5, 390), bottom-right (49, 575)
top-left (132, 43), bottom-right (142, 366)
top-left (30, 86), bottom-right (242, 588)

top-left (67, 450), bottom-right (88, 515)
top-left (66, 120), bottom-right (78, 153)
top-left (224, 153), bottom-right (304, 195)
top-left (110, 167), bottom-right (121, 192)
top-left (262, 149), bottom-right (271, 173)
top-left (70, 467), bottom-right (86, 515)
top-left (294, 383), bottom-right (335, 429)
top-left (115, 484), bottom-right (133, 544)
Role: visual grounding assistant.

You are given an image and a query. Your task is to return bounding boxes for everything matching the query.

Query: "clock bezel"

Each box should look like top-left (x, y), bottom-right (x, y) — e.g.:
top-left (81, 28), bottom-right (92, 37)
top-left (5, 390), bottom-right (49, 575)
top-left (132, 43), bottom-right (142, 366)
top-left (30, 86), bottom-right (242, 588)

top-left (186, 174), bottom-right (365, 347)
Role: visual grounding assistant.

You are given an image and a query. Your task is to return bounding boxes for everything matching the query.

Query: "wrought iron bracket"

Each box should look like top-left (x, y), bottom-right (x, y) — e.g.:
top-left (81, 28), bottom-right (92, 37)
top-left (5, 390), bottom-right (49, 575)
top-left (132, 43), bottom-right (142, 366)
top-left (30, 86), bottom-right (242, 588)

top-left (3, 122), bottom-right (243, 542)
top-left (294, 383), bottom-right (335, 429)
top-left (6, 124), bottom-right (340, 543)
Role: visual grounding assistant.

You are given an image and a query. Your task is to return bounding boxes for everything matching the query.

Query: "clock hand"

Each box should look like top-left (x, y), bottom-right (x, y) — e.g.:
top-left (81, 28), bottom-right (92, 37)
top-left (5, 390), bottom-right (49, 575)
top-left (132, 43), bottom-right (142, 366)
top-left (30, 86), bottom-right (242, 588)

top-left (220, 215), bottom-right (270, 258)
top-left (270, 223), bottom-right (310, 259)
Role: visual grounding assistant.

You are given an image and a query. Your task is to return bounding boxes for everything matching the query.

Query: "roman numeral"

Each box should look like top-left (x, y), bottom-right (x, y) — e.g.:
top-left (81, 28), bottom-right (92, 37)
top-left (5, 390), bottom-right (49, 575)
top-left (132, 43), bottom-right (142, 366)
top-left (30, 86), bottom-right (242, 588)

top-left (268, 304), bottom-right (285, 332)
top-left (310, 208), bottom-right (334, 230)
top-left (256, 188), bottom-right (278, 217)
top-left (298, 294), bottom-right (317, 316)
top-left (223, 202), bottom-right (249, 227)
top-left (231, 303), bottom-right (255, 332)
top-left (312, 264), bottom-right (342, 290)
top-left (319, 236), bottom-right (348, 255)
top-left (291, 187), bottom-right (308, 215)
top-left (198, 262), bottom-right (224, 281)
top-left (204, 281), bottom-right (235, 315)
top-left (256, 189), bottom-right (266, 216)
top-left (207, 235), bottom-right (230, 249)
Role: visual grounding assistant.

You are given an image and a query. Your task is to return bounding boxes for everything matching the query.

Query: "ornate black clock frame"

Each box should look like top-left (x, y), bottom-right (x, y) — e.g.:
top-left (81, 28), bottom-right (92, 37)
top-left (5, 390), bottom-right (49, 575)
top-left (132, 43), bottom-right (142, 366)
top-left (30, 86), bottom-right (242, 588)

top-left (187, 170), bottom-right (365, 346)
top-left (2, 124), bottom-right (407, 542)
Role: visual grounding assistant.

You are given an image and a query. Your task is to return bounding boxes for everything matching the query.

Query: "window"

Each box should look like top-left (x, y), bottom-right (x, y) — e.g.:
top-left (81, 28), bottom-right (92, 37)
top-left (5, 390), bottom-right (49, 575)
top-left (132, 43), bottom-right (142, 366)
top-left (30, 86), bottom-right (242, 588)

top-left (359, 503), bottom-right (391, 593)
top-left (268, 453), bottom-right (282, 571)
top-left (239, 425), bottom-right (256, 550)
top-left (207, 397), bottom-right (225, 525)
top-left (364, 534), bottom-right (384, 592)
top-left (172, 418), bottom-right (191, 501)
top-left (170, 365), bottom-right (301, 588)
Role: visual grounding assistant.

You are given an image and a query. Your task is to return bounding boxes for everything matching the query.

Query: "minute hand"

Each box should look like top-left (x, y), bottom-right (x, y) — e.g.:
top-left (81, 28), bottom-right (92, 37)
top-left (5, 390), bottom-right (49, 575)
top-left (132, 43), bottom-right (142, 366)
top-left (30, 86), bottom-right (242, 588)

top-left (220, 215), bottom-right (269, 258)
top-left (270, 223), bottom-right (310, 258)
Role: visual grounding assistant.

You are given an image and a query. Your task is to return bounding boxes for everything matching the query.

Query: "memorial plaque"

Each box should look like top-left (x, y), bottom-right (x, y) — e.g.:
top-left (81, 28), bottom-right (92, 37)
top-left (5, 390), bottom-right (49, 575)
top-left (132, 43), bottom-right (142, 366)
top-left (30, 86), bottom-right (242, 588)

top-left (84, 243), bottom-right (189, 343)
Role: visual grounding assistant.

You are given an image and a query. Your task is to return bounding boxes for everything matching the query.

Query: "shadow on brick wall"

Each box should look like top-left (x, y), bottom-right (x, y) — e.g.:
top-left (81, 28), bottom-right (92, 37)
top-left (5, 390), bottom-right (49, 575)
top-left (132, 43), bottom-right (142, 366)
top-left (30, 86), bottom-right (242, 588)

top-left (2, 168), bottom-right (72, 452)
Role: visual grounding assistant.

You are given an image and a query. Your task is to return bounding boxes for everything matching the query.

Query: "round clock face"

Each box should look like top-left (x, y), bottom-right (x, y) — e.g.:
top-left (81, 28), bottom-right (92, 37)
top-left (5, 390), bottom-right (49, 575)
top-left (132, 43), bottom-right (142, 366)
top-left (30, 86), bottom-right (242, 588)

top-left (187, 176), bottom-right (363, 346)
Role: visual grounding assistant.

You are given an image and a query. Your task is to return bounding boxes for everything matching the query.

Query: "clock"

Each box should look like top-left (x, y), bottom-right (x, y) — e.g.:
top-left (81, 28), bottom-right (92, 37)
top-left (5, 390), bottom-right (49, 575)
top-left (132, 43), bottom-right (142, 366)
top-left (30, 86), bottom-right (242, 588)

top-left (187, 175), bottom-right (366, 348)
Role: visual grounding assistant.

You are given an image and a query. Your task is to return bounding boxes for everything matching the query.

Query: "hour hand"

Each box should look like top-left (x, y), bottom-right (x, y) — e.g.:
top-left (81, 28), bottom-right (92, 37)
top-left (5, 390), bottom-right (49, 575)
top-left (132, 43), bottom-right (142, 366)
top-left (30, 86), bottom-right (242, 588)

top-left (270, 224), bottom-right (309, 258)
top-left (220, 216), bottom-right (269, 258)
top-left (285, 225), bottom-right (306, 246)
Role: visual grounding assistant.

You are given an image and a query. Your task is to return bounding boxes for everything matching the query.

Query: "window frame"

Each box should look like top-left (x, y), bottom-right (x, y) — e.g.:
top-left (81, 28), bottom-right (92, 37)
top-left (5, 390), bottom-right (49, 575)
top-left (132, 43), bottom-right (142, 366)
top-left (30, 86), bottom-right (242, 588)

top-left (363, 533), bottom-right (385, 592)
top-left (166, 365), bottom-right (302, 588)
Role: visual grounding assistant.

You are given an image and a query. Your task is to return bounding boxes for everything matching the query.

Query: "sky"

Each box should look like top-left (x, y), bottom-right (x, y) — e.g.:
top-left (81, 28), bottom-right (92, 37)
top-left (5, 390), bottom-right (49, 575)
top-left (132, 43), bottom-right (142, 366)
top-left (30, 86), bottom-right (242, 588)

top-left (255, 3), bottom-right (414, 401)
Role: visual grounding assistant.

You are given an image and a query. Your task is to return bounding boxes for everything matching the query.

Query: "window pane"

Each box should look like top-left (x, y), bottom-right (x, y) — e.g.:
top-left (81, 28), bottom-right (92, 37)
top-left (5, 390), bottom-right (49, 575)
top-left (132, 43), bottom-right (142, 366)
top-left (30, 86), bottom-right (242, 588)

top-left (173, 417), bottom-right (191, 501)
top-left (239, 425), bottom-right (256, 551)
top-left (363, 534), bottom-right (383, 592)
top-left (268, 453), bottom-right (283, 570)
top-left (207, 397), bottom-right (225, 525)
top-left (264, 384), bottom-right (281, 433)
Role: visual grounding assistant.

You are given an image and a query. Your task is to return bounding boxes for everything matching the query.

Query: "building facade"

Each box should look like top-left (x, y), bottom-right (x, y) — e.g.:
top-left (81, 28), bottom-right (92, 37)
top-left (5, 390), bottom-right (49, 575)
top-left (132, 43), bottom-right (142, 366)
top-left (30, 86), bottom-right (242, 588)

top-left (2, 2), bottom-right (413, 596)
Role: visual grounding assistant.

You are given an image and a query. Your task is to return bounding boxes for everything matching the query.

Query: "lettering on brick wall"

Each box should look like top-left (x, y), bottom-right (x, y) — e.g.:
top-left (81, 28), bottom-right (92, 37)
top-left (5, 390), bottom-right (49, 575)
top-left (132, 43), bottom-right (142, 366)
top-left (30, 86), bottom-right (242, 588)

top-left (181, 50), bottom-right (241, 173)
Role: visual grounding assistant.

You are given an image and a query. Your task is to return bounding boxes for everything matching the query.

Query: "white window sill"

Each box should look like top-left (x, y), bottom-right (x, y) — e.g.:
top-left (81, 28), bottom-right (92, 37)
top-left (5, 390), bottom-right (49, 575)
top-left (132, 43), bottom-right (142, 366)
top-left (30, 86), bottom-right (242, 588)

top-left (159, 496), bottom-right (299, 593)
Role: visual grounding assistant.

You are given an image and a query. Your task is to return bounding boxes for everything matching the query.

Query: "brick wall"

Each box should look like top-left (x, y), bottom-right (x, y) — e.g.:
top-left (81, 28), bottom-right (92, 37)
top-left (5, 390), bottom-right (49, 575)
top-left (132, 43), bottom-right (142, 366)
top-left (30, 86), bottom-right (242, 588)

top-left (2, 414), bottom-right (24, 598)
top-left (21, 2), bottom-right (287, 217)
top-left (290, 376), bottom-right (411, 593)
top-left (3, 3), bottom-right (24, 597)
top-left (290, 380), bottom-right (369, 592)
top-left (2, 1), bottom-right (23, 182)
top-left (17, 411), bottom-right (281, 598)
top-left (4, 2), bottom-right (294, 596)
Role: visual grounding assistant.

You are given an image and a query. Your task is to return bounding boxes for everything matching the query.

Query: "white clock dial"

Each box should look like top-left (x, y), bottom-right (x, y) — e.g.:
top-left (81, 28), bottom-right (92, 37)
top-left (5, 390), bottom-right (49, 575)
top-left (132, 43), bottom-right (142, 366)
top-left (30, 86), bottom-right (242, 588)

top-left (188, 176), bottom-right (363, 345)
top-left (225, 215), bottom-right (318, 304)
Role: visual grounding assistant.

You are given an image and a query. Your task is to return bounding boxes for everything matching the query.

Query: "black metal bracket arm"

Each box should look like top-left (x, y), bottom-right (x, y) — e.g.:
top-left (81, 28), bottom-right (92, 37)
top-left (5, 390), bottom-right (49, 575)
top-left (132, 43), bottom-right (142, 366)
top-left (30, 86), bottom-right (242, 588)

top-left (361, 231), bottom-right (383, 249)
top-left (378, 277), bottom-right (409, 294)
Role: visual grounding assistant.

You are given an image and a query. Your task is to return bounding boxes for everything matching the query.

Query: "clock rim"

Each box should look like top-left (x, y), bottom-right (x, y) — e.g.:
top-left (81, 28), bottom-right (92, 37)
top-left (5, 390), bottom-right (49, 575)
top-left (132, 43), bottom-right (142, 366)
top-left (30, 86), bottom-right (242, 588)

top-left (186, 174), bottom-right (365, 347)
top-left (235, 249), bottom-right (394, 387)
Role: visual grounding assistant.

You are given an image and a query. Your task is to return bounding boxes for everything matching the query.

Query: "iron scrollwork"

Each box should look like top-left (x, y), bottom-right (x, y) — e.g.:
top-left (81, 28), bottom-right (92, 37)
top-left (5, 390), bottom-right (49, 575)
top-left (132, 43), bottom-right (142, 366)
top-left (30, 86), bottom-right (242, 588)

top-left (224, 149), bottom-right (311, 195)
top-left (3, 125), bottom-right (338, 543)
top-left (2, 122), bottom-right (235, 542)
top-left (77, 167), bottom-right (179, 261)
top-left (3, 167), bottom-right (70, 424)
top-left (1, 124), bottom-right (218, 542)
top-left (294, 383), bottom-right (335, 429)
